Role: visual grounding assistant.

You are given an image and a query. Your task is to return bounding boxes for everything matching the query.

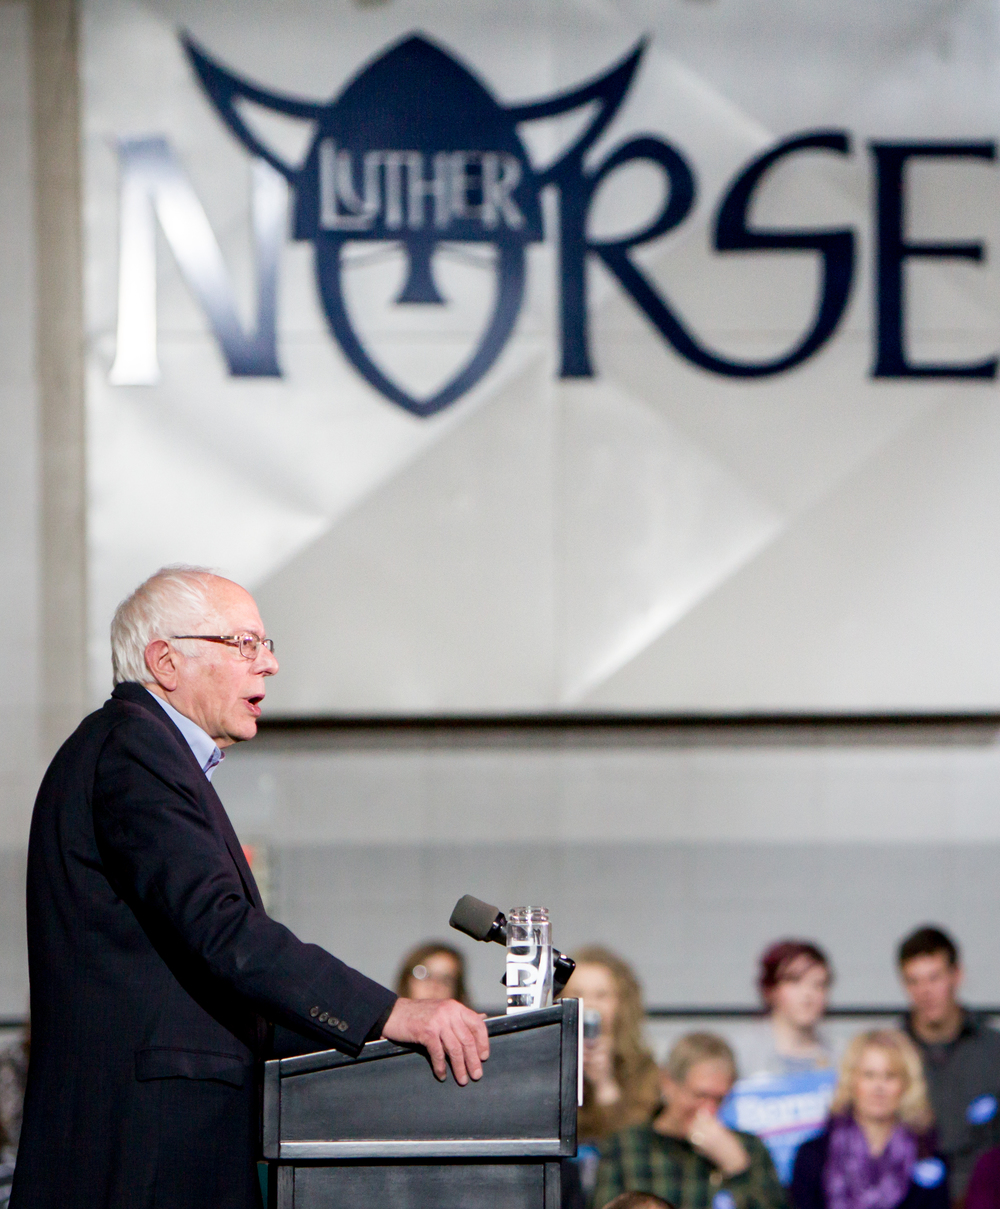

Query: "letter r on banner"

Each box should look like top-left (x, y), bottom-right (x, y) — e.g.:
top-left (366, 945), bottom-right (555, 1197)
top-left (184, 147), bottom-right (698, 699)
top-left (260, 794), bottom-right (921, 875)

top-left (109, 136), bottom-right (286, 385)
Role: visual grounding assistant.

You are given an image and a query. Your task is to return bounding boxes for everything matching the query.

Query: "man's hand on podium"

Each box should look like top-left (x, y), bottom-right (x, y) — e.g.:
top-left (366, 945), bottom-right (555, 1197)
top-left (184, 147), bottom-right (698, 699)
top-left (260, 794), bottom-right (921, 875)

top-left (381, 998), bottom-right (490, 1085)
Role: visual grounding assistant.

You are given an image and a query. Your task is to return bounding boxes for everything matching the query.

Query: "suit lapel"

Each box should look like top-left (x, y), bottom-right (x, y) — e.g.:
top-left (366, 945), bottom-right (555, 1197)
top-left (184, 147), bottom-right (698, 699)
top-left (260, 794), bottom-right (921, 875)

top-left (203, 778), bottom-right (264, 910)
top-left (110, 682), bottom-right (265, 910)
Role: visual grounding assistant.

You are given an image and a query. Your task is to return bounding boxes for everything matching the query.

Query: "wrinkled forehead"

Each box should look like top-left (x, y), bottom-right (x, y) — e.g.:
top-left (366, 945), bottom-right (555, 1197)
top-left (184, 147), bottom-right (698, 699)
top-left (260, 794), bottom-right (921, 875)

top-left (682, 1059), bottom-right (734, 1092)
top-left (204, 577), bottom-right (266, 634)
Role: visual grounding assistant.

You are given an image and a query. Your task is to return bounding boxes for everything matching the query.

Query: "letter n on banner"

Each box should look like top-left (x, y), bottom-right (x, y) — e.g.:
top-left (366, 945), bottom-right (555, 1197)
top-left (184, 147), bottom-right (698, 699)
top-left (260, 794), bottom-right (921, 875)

top-left (109, 136), bottom-right (286, 385)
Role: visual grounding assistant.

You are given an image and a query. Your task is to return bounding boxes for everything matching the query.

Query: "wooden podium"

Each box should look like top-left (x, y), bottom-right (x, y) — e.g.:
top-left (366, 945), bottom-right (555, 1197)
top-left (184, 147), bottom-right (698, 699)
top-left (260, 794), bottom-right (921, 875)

top-left (262, 999), bottom-right (581, 1209)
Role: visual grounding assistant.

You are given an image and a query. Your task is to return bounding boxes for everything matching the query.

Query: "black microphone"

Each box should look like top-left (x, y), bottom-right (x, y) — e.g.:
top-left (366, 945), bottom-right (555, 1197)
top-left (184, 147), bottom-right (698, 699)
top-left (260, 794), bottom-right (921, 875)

top-left (449, 894), bottom-right (508, 945)
top-left (449, 894), bottom-right (576, 994)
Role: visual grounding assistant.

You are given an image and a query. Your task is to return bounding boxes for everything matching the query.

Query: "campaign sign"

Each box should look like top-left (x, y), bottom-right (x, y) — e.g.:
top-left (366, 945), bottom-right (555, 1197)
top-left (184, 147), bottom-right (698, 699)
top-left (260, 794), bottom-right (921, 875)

top-left (719, 1068), bottom-right (837, 1185)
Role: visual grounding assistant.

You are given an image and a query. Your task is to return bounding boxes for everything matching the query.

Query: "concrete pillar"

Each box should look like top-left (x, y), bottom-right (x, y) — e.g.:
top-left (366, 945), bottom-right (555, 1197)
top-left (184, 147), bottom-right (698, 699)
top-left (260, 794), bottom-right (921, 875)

top-left (31, 0), bottom-right (87, 754)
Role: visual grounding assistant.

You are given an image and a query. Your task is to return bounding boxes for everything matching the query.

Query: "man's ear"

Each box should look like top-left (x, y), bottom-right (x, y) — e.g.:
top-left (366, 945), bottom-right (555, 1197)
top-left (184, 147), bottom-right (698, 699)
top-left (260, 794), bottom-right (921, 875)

top-left (144, 639), bottom-right (179, 691)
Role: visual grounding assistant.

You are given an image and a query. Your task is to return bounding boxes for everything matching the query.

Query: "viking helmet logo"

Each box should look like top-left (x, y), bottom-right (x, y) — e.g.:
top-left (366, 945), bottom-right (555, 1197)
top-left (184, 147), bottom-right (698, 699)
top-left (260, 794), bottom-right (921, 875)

top-left (184, 32), bottom-right (646, 417)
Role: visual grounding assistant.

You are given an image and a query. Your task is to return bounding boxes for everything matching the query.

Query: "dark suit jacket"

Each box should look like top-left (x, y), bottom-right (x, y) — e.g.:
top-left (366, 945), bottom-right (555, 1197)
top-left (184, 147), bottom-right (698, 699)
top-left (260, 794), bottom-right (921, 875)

top-left (10, 683), bottom-right (396, 1209)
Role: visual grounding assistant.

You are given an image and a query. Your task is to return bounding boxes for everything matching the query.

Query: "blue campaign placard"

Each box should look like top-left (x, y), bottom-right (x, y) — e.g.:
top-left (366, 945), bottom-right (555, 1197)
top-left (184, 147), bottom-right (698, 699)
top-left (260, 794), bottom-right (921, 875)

top-left (719, 1068), bottom-right (838, 1184)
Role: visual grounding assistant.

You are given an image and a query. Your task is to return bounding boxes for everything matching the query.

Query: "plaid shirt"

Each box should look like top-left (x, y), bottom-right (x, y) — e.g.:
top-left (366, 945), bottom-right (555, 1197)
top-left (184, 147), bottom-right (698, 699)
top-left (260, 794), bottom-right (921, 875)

top-left (592, 1123), bottom-right (788, 1209)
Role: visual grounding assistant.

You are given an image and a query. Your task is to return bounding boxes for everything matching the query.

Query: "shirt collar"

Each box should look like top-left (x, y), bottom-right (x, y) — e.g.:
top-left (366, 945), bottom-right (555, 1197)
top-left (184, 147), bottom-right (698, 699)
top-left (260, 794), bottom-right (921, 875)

top-left (904, 1007), bottom-right (976, 1045)
top-left (145, 689), bottom-right (224, 781)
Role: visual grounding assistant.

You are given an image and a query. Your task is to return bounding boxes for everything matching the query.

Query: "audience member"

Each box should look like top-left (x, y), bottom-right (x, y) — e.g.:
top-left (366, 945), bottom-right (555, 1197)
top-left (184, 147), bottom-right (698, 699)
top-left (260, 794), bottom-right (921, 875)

top-left (966, 1145), bottom-right (1000, 1209)
top-left (602, 1194), bottom-right (676, 1209)
top-left (594, 1031), bottom-right (787, 1209)
top-left (723, 941), bottom-right (837, 1184)
top-left (563, 947), bottom-right (661, 1141)
top-left (0, 1020), bottom-right (27, 1209)
top-left (394, 941), bottom-right (470, 1005)
top-left (745, 941), bottom-right (835, 1076)
top-left (790, 1029), bottom-right (946, 1209)
top-left (561, 947), bottom-right (660, 1196)
top-left (897, 925), bottom-right (1000, 1201)
top-left (0, 1021), bottom-right (23, 1209)
top-left (0, 1026), bottom-right (26, 1167)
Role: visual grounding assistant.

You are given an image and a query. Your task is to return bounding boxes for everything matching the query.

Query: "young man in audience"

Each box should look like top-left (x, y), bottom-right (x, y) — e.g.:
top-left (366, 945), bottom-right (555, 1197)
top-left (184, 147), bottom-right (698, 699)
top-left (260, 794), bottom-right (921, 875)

top-left (898, 925), bottom-right (1000, 1202)
top-left (593, 1032), bottom-right (787, 1209)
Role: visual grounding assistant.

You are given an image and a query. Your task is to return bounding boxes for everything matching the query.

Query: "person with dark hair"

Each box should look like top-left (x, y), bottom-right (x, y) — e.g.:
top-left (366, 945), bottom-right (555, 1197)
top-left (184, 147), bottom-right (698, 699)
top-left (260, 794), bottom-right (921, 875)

top-left (745, 941), bottom-right (834, 1077)
top-left (594, 1032), bottom-right (787, 1209)
top-left (897, 924), bottom-right (1000, 1201)
top-left (394, 941), bottom-right (470, 1006)
top-left (789, 1029), bottom-right (947, 1209)
top-left (601, 1193), bottom-right (676, 1209)
top-left (722, 941), bottom-right (836, 1184)
top-left (897, 928), bottom-right (958, 971)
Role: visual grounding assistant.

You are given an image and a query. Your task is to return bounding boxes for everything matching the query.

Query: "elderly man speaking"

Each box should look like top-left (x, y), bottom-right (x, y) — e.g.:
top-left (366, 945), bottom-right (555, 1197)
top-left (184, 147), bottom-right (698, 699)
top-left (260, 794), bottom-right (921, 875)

top-left (10, 566), bottom-right (489, 1209)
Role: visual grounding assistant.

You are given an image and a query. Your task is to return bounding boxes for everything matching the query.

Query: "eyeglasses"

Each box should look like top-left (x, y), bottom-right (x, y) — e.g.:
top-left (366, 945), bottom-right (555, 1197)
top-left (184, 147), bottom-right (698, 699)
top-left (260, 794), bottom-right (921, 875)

top-left (411, 964), bottom-right (457, 988)
top-left (172, 633), bottom-right (275, 660)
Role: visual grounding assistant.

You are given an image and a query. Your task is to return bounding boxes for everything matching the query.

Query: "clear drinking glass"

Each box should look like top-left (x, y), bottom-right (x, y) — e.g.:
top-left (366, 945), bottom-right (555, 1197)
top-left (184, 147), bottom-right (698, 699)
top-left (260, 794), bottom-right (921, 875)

top-left (506, 906), bottom-right (553, 1014)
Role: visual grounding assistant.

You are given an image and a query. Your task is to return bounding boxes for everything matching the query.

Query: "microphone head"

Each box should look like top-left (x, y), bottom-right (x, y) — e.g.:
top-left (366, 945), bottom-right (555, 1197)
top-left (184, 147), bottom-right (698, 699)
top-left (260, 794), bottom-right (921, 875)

top-left (450, 894), bottom-right (506, 944)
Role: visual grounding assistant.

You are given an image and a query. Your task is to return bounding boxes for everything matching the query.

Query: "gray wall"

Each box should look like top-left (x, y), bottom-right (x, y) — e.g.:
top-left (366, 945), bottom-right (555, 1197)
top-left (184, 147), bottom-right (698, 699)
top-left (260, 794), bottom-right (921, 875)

top-left (0, 0), bottom-right (87, 1018)
top-left (206, 721), bottom-right (1000, 1014)
top-left (6, 717), bottom-right (1000, 1016)
top-left (0, 1), bottom-right (40, 1019)
top-left (0, 2), bottom-right (40, 856)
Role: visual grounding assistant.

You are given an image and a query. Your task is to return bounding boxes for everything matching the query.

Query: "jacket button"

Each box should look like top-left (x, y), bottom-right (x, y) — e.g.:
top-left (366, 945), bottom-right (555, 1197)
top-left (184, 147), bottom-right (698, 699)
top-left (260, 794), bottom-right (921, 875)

top-left (338, 1021), bottom-right (349, 1032)
top-left (309, 1006), bottom-right (320, 1017)
top-left (328, 1017), bottom-right (340, 1027)
top-left (319, 1012), bottom-right (329, 1022)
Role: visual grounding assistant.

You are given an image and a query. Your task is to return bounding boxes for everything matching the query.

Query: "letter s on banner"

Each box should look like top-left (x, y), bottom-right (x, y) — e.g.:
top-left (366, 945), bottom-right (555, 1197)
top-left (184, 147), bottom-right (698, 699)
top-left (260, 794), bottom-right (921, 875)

top-left (109, 136), bottom-right (287, 385)
top-left (590, 131), bottom-right (855, 378)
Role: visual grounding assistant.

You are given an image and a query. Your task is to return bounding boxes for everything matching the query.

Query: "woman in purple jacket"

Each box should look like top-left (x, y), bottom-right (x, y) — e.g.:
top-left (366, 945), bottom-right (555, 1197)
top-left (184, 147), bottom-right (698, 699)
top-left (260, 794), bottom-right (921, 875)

top-left (790, 1030), bottom-right (948, 1209)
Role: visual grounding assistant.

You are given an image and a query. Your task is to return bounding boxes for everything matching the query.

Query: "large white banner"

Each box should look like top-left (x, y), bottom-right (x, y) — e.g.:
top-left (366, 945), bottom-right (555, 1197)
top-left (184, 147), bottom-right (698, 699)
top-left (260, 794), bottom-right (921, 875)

top-left (83, 0), bottom-right (1000, 713)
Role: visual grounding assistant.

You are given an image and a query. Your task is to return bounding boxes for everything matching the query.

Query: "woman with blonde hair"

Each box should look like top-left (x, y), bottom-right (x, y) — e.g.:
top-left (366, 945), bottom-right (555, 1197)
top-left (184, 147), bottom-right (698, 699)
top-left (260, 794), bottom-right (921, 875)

top-left (558, 947), bottom-right (659, 1205)
top-left (562, 946), bottom-right (660, 1142)
top-left (790, 1029), bottom-right (947, 1209)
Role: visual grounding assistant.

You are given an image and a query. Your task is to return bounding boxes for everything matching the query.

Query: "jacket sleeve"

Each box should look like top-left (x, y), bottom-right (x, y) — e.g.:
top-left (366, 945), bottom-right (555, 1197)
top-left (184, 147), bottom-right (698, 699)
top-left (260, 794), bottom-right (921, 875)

top-left (92, 716), bottom-right (396, 1055)
top-left (725, 1133), bottom-right (789, 1209)
top-left (789, 1135), bottom-right (827, 1209)
top-left (592, 1132), bottom-right (627, 1209)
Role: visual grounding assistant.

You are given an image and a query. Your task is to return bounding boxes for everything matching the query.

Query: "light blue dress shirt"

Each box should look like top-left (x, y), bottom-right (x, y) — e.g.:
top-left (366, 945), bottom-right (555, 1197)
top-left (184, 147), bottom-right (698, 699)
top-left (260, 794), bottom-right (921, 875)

top-left (145, 689), bottom-right (224, 780)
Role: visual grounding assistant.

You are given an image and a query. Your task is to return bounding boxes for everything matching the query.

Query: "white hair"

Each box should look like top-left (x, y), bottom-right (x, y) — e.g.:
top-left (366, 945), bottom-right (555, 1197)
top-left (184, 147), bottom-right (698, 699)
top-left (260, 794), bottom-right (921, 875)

top-left (110, 565), bottom-right (223, 685)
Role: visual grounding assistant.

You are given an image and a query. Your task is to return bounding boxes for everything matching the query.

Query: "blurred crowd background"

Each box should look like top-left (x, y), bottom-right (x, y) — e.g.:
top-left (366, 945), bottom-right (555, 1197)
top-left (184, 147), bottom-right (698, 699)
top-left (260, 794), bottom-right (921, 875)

top-left (3, 915), bottom-right (999, 1209)
top-left (389, 924), bottom-right (999, 1209)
